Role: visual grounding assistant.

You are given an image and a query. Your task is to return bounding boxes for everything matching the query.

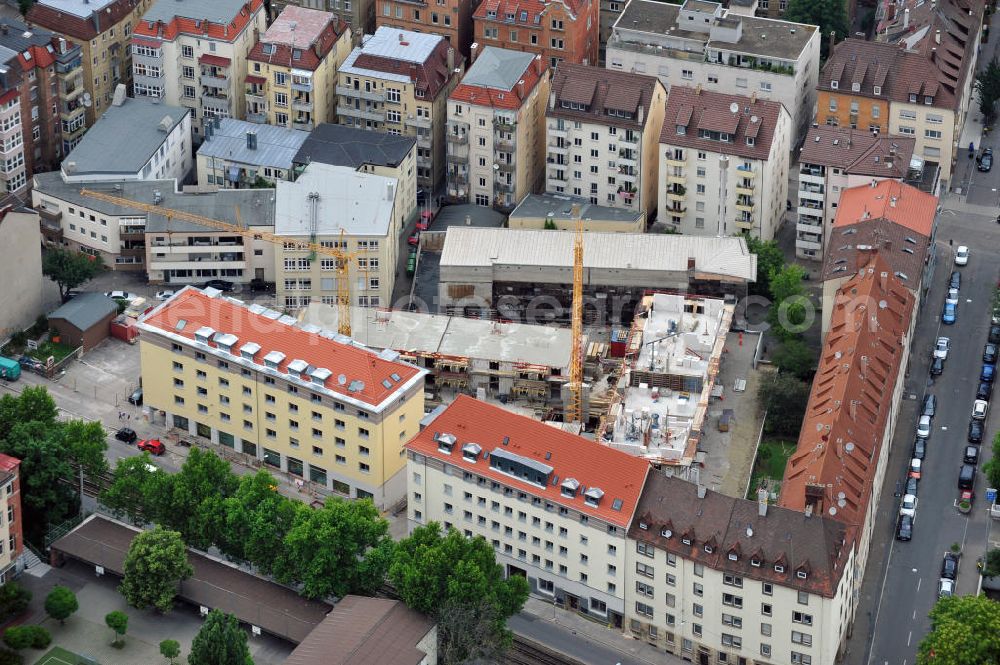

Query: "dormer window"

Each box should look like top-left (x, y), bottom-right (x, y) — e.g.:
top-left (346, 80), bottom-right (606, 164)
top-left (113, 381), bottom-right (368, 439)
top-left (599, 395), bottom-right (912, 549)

top-left (486, 10), bottom-right (496, 18)
top-left (873, 85), bottom-right (881, 95)
top-left (561, 478), bottom-right (580, 497)
top-left (728, 552), bottom-right (737, 561)
top-left (461, 442), bottom-right (481, 462)
top-left (639, 522), bottom-right (648, 530)
top-left (831, 80), bottom-right (838, 89)
top-left (309, 367), bottom-right (332, 385)
top-left (774, 564), bottom-right (785, 573)
top-left (924, 96), bottom-right (933, 105)
top-left (720, 133), bottom-right (730, 142)
top-left (797, 570), bottom-right (808, 579)
top-left (909, 93), bottom-right (917, 103)
top-left (194, 326), bottom-right (215, 344)
top-left (292, 49), bottom-right (302, 60)
top-left (436, 432), bottom-right (457, 454)
top-left (287, 359), bottom-right (309, 379)
top-left (746, 136), bottom-right (755, 146)
top-left (240, 342), bottom-right (261, 361)
top-left (704, 544), bottom-right (713, 553)
top-left (851, 82), bottom-right (860, 92)
top-left (682, 537), bottom-right (692, 545)
top-left (263, 350), bottom-right (285, 370)
top-left (213, 332), bottom-right (238, 353)
top-left (676, 124), bottom-right (686, 135)
top-left (262, 44), bottom-right (275, 55)
top-left (751, 558), bottom-right (761, 567)
top-left (584, 487), bottom-right (604, 507)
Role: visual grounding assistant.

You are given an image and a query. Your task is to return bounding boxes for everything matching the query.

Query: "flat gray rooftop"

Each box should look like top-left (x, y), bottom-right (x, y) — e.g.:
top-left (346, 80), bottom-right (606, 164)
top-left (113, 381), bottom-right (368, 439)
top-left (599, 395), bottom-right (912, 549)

top-left (510, 193), bottom-right (644, 224)
top-left (36, 0), bottom-right (116, 18)
top-left (198, 119), bottom-right (309, 169)
top-left (142, 0), bottom-right (250, 25)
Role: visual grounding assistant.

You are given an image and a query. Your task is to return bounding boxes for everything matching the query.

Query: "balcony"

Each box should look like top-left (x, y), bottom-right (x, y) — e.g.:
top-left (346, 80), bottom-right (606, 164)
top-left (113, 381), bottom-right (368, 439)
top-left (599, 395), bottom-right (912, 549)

top-left (446, 152), bottom-right (467, 165)
top-left (493, 118), bottom-right (515, 131)
top-left (796, 220), bottom-right (823, 235)
top-left (607, 35), bottom-right (706, 62)
top-left (416, 134), bottom-right (432, 150)
top-left (664, 157), bottom-right (685, 168)
top-left (292, 97), bottom-right (313, 112)
top-left (619, 135), bottom-right (640, 149)
top-left (247, 112), bottom-right (267, 124)
top-left (450, 173), bottom-right (468, 185)
top-left (666, 173), bottom-right (686, 185)
top-left (735, 199), bottom-right (755, 212)
top-left (735, 184), bottom-right (754, 196)
top-left (548, 143), bottom-right (568, 155)
top-left (495, 181), bottom-right (515, 194)
top-left (416, 154), bottom-right (432, 167)
top-left (548, 126), bottom-right (567, 139)
top-left (339, 106), bottom-right (384, 122)
top-left (0, 139), bottom-right (22, 156)
top-left (736, 165), bottom-right (756, 177)
top-left (291, 79), bottom-right (313, 93)
top-left (797, 234), bottom-right (823, 250)
top-left (495, 138), bottom-right (515, 152)
top-left (153, 259), bottom-right (248, 271)
top-left (201, 95), bottom-right (230, 113)
top-left (547, 176), bottom-right (567, 189)
top-left (667, 190), bottom-right (686, 202)
top-left (497, 161), bottom-right (515, 173)
top-left (133, 71), bottom-right (164, 88)
top-left (292, 120), bottom-right (314, 131)
top-left (618, 170), bottom-right (638, 183)
top-left (336, 85), bottom-right (384, 102)
top-left (448, 142), bottom-right (468, 159)
top-left (733, 218), bottom-right (754, 231)
top-left (61, 78), bottom-right (84, 101)
top-left (200, 73), bottom-right (229, 89)
top-left (447, 132), bottom-right (468, 145)
top-left (408, 115), bottom-right (432, 130)
top-left (617, 151), bottom-right (638, 168)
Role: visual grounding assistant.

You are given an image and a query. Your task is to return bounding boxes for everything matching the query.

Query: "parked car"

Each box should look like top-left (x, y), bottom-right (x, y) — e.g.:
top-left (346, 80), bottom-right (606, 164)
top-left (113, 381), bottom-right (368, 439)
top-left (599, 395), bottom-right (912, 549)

top-left (899, 494), bottom-right (918, 518)
top-left (942, 301), bottom-right (957, 324)
top-left (934, 337), bottom-right (951, 360)
top-left (973, 399), bottom-right (989, 420)
top-left (137, 439), bottom-right (165, 455)
top-left (909, 458), bottom-right (922, 479)
top-left (985, 344), bottom-right (999, 364)
top-left (922, 394), bottom-right (938, 417)
top-left (941, 552), bottom-right (959, 580)
top-left (912, 438), bottom-right (927, 460)
top-left (155, 290), bottom-right (175, 301)
top-left (917, 415), bottom-right (932, 439)
top-left (991, 325), bottom-right (1000, 345)
top-left (128, 388), bottom-right (143, 406)
top-left (950, 271), bottom-right (962, 291)
top-left (946, 288), bottom-right (960, 305)
top-left (978, 147), bottom-right (993, 172)
top-left (930, 357), bottom-right (945, 376)
top-left (203, 280), bottom-right (234, 292)
top-left (958, 463), bottom-right (976, 490)
top-left (969, 420), bottom-right (985, 444)
top-left (955, 245), bottom-right (970, 266)
top-left (114, 427), bottom-right (137, 443)
top-left (407, 232), bottom-right (420, 246)
top-left (977, 381), bottom-right (993, 401)
top-left (416, 210), bottom-right (433, 231)
top-left (983, 364), bottom-right (996, 382)
top-left (896, 514), bottom-right (913, 541)
top-left (905, 477), bottom-right (919, 497)
top-left (964, 445), bottom-right (980, 465)
top-left (938, 577), bottom-right (955, 598)
top-left (105, 290), bottom-right (139, 303)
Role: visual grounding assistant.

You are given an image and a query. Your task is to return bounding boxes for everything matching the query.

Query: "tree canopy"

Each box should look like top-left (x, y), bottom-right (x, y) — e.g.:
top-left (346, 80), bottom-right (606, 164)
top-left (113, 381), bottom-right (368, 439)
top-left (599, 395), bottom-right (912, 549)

top-left (771, 338), bottom-right (816, 380)
top-left (188, 610), bottom-right (253, 665)
top-left (743, 235), bottom-right (785, 297)
top-left (975, 57), bottom-right (1000, 124)
top-left (783, 0), bottom-right (849, 60)
top-left (758, 371), bottom-right (811, 436)
top-left (42, 249), bottom-right (103, 302)
top-left (105, 611), bottom-right (128, 647)
top-left (918, 595), bottom-right (1000, 665)
top-left (119, 527), bottom-right (193, 613)
top-left (43, 586), bottom-right (78, 625)
top-left (767, 264), bottom-right (810, 341)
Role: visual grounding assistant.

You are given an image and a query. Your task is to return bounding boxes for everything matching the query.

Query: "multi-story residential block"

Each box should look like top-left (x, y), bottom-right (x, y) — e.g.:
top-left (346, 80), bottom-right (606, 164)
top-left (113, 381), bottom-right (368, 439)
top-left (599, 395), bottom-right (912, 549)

top-left (274, 161), bottom-right (405, 309)
top-left (197, 118), bottom-right (310, 188)
top-left (337, 27), bottom-right (463, 192)
top-left (406, 395), bottom-right (651, 627)
top-left (58, 92), bottom-right (191, 183)
top-left (0, 454), bottom-right (23, 582)
top-left (816, 37), bottom-right (972, 188)
top-left (819, 179), bottom-right (937, 336)
top-left (375, 0), bottom-right (476, 57)
top-left (138, 286), bottom-right (426, 507)
top-left (0, 89), bottom-right (26, 197)
top-left (0, 20), bottom-right (86, 184)
top-left (27, 0), bottom-right (154, 125)
top-left (292, 123), bottom-right (418, 222)
top-left (658, 86), bottom-right (790, 239)
top-left (508, 193), bottom-right (644, 232)
top-left (625, 474), bottom-right (855, 665)
top-left (270, 0), bottom-right (374, 39)
top-left (446, 46), bottom-right (549, 209)
top-left (794, 126), bottom-right (916, 261)
top-left (245, 6), bottom-right (352, 131)
top-left (473, 0), bottom-right (599, 68)
top-left (130, 0), bottom-right (267, 138)
top-left (545, 63), bottom-right (666, 219)
top-left (0, 202), bottom-right (45, 338)
top-left (606, 0), bottom-right (819, 144)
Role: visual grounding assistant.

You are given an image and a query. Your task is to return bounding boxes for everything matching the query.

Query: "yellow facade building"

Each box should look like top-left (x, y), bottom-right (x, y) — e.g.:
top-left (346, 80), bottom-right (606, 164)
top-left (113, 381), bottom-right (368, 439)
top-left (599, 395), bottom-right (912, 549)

top-left (137, 286), bottom-right (426, 508)
top-left (245, 6), bottom-right (353, 131)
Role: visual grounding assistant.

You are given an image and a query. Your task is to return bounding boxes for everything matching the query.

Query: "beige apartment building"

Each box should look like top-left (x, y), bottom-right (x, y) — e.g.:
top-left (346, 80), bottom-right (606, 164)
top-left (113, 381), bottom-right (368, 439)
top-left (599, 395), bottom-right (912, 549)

top-left (245, 6), bottom-right (353, 131)
top-left (28, 0), bottom-right (154, 125)
top-left (138, 286), bottom-right (426, 507)
top-left (130, 0), bottom-right (267, 138)
top-left (658, 86), bottom-right (790, 240)
top-left (337, 27), bottom-right (463, 192)
top-left (446, 46), bottom-right (549, 210)
top-left (274, 161), bottom-right (405, 309)
top-left (546, 63), bottom-right (666, 221)
top-left (406, 395), bottom-right (651, 628)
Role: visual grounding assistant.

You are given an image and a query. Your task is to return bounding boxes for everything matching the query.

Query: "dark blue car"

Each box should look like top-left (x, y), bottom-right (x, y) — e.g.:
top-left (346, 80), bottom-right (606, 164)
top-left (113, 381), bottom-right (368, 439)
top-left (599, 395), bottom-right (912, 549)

top-left (982, 364), bottom-right (996, 382)
top-left (942, 301), bottom-right (956, 324)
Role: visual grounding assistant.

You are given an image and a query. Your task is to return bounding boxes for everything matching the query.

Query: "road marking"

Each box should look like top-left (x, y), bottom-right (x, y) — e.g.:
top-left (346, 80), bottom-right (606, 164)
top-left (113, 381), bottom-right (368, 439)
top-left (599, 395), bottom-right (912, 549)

top-left (907, 631), bottom-right (912, 646)
top-left (912, 609), bottom-right (917, 619)
top-left (917, 578), bottom-right (922, 591)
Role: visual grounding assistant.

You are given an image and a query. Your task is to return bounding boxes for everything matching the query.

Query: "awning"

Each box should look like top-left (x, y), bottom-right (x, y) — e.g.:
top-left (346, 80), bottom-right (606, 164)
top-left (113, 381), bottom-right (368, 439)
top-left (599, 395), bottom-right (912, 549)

top-left (227, 166), bottom-right (240, 182)
top-left (199, 54), bottom-right (231, 67)
top-left (245, 75), bottom-right (266, 85)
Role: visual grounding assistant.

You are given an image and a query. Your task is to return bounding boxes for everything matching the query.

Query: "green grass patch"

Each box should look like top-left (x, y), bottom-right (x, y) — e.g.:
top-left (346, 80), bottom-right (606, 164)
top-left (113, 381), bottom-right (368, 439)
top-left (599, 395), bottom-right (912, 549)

top-left (36, 646), bottom-right (90, 665)
top-left (27, 341), bottom-right (75, 364)
top-left (747, 439), bottom-right (796, 501)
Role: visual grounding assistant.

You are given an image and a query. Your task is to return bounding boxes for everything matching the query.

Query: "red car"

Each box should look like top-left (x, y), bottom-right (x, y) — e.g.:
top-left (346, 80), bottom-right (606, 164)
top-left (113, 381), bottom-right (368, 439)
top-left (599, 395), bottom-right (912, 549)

top-left (416, 211), bottom-right (433, 231)
top-left (408, 232), bottom-right (420, 246)
top-left (137, 439), bottom-right (165, 456)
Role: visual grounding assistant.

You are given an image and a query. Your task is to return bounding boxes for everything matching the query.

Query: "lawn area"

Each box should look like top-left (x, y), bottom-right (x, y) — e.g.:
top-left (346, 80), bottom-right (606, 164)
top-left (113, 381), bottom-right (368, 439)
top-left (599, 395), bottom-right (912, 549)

top-left (27, 340), bottom-right (76, 363)
top-left (35, 646), bottom-right (92, 665)
top-left (747, 439), bottom-right (796, 501)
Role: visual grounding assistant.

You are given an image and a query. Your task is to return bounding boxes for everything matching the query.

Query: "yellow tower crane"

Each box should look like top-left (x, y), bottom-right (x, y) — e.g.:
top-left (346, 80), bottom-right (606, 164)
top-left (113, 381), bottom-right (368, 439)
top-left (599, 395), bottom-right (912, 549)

top-left (567, 217), bottom-right (585, 425)
top-left (79, 189), bottom-right (361, 337)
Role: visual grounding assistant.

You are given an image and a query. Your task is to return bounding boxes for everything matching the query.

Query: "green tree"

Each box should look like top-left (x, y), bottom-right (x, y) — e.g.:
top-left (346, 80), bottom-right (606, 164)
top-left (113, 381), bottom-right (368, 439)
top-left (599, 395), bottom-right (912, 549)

top-left (742, 235), bottom-right (785, 297)
top-left (274, 497), bottom-right (392, 599)
top-left (975, 57), bottom-right (1000, 124)
top-left (771, 338), bottom-right (816, 380)
top-left (105, 611), bottom-right (128, 647)
top-left (213, 470), bottom-right (294, 570)
top-left (42, 249), bottom-right (103, 302)
top-left (758, 371), bottom-right (811, 436)
top-left (390, 524), bottom-right (529, 663)
top-left (101, 455), bottom-right (168, 525)
top-left (917, 595), bottom-right (1000, 664)
top-left (0, 583), bottom-right (30, 623)
top-left (43, 586), bottom-right (78, 625)
top-left (119, 527), bottom-right (193, 613)
top-left (17, 0), bottom-right (33, 18)
top-left (767, 264), bottom-right (809, 341)
top-left (982, 432), bottom-right (1000, 491)
top-left (984, 548), bottom-right (1000, 578)
top-left (187, 610), bottom-right (253, 665)
top-left (160, 639), bottom-right (181, 665)
top-left (155, 449), bottom-right (239, 549)
top-left (783, 0), bottom-right (849, 60)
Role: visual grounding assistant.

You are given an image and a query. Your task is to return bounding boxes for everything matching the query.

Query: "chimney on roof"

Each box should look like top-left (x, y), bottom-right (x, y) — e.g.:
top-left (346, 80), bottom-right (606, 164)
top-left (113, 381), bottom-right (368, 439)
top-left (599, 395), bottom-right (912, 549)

top-left (447, 47), bottom-right (455, 72)
top-left (880, 270), bottom-right (887, 290)
top-left (517, 78), bottom-right (525, 99)
top-left (757, 488), bottom-right (768, 516)
top-left (697, 484), bottom-right (707, 499)
top-left (828, 30), bottom-right (836, 56)
top-left (889, 195), bottom-right (897, 207)
top-left (849, 399), bottom-right (858, 420)
top-left (870, 179), bottom-right (876, 188)
top-left (750, 91), bottom-right (756, 104)
top-left (0, 24), bottom-right (7, 36)
top-left (687, 256), bottom-right (696, 270)
top-left (58, 37), bottom-right (66, 54)
top-left (465, 214), bottom-right (472, 225)
top-left (638, 104), bottom-right (644, 124)
top-left (935, 29), bottom-right (941, 45)
top-left (470, 42), bottom-right (479, 63)
top-left (534, 54), bottom-right (543, 76)
top-left (904, 7), bottom-right (909, 28)
top-left (695, 83), bottom-right (702, 95)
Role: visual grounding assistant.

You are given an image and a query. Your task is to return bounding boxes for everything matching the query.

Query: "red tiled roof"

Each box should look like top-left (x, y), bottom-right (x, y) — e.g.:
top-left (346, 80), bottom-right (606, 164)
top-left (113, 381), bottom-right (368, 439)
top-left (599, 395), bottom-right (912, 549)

top-left (132, 0), bottom-right (264, 43)
top-left (17, 43), bottom-right (56, 70)
top-left (780, 255), bottom-right (914, 527)
top-left (247, 13), bottom-right (347, 70)
top-left (548, 63), bottom-right (661, 130)
top-left (406, 395), bottom-right (650, 528)
top-left (352, 36), bottom-right (462, 99)
top-left (0, 89), bottom-right (18, 105)
top-left (0, 454), bottom-right (20, 473)
top-left (833, 179), bottom-right (936, 238)
top-left (449, 53), bottom-right (548, 111)
top-left (473, 0), bottom-right (589, 24)
top-left (199, 54), bottom-right (231, 67)
top-left (798, 126), bottom-right (915, 180)
top-left (139, 288), bottom-right (422, 409)
top-left (660, 86), bottom-right (785, 162)
top-left (27, 0), bottom-right (141, 41)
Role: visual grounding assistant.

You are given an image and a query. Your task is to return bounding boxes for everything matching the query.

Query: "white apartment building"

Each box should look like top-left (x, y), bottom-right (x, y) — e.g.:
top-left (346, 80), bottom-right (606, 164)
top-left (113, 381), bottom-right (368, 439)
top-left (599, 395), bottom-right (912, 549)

top-left (0, 90), bottom-right (25, 195)
top-left (606, 0), bottom-right (819, 143)
top-left (624, 475), bottom-right (856, 665)
top-left (406, 395), bottom-right (651, 628)
top-left (131, 0), bottom-right (267, 138)
top-left (274, 161), bottom-right (404, 309)
top-left (59, 91), bottom-right (191, 184)
top-left (658, 86), bottom-right (790, 239)
top-left (545, 63), bottom-right (666, 220)
top-left (197, 117), bottom-right (310, 188)
top-left (794, 126), bottom-right (916, 261)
